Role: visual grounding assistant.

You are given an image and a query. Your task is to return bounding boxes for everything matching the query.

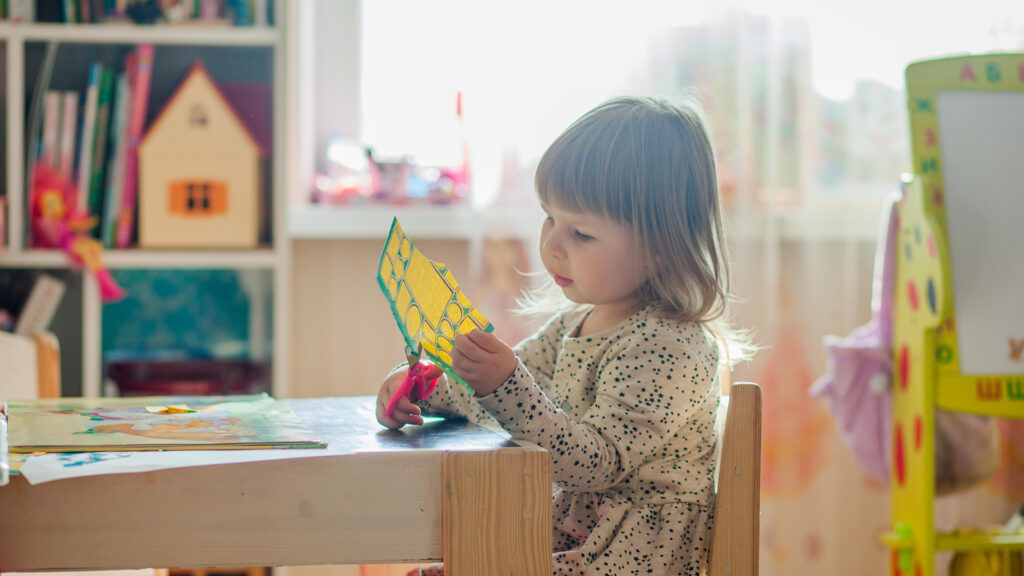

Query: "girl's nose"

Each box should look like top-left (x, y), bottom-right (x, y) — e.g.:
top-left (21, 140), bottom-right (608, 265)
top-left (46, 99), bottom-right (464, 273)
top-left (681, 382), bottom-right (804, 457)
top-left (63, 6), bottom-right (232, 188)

top-left (542, 228), bottom-right (566, 260)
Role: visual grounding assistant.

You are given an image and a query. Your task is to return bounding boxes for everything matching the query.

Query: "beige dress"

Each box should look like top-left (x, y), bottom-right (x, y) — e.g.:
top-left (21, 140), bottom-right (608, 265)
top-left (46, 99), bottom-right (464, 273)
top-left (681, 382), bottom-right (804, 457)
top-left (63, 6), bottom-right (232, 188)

top-left (415, 305), bottom-right (720, 575)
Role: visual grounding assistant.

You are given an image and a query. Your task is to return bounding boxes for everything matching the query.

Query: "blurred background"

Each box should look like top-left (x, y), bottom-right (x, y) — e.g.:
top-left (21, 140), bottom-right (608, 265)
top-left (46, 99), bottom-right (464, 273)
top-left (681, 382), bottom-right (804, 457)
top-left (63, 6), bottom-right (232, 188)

top-left (288, 2), bottom-right (1023, 575)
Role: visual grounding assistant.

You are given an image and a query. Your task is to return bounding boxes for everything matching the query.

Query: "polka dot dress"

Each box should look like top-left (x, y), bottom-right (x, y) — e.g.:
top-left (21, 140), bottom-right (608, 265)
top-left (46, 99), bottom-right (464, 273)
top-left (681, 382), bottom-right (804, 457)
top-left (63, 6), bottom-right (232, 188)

top-left (415, 305), bottom-right (721, 575)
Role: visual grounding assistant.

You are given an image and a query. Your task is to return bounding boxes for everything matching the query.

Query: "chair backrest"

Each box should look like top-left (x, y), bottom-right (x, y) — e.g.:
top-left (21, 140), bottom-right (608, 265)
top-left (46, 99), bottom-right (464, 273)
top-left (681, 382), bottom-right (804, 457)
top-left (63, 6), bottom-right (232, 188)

top-left (709, 381), bottom-right (762, 576)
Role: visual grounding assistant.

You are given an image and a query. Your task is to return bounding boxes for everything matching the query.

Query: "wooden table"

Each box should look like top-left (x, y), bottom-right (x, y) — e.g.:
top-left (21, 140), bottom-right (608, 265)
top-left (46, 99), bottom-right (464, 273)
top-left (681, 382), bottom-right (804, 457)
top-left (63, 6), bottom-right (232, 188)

top-left (0, 396), bottom-right (552, 575)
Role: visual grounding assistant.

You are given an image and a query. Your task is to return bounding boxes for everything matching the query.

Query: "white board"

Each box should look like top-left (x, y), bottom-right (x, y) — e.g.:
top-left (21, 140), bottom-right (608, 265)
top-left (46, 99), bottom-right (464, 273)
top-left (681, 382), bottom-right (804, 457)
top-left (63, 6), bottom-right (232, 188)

top-left (936, 90), bottom-right (1024, 375)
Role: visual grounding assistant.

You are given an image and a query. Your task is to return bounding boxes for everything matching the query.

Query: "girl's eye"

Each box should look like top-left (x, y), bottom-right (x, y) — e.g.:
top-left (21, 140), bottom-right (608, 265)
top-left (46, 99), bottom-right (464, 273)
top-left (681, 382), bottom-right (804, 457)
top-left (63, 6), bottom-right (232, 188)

top-left (573, 229), bottom-right (593, 241)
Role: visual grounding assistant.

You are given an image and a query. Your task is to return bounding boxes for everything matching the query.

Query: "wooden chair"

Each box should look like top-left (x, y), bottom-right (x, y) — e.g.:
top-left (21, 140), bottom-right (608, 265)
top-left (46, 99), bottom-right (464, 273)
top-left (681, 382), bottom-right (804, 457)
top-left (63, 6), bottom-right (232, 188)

top-left (709, 382), bottom-right (762, 576)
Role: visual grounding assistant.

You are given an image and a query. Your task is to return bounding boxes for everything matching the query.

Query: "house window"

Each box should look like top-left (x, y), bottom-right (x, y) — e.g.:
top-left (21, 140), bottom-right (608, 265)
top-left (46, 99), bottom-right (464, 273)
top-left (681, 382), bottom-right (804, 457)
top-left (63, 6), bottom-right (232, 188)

top-left (169, 180), bottom-right (228, 216)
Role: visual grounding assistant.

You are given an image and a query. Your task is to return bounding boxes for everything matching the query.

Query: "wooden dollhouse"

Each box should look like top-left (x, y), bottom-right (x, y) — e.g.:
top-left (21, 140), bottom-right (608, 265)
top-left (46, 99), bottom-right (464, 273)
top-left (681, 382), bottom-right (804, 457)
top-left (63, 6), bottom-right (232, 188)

top-left (883, 53), bottom-right (1024, 576)
top-left (138, 61), bottom-right (266, 248)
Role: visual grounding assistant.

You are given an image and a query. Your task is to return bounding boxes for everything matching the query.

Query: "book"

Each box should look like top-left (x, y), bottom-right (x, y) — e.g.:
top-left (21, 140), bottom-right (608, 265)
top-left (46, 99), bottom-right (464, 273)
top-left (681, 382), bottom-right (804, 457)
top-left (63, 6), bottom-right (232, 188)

top-left (41, 91), bottom-right (61, 169)
top-left (7, 393), bottom-right (327, 452)
top-left (88, 68), bottom-right (115, 233)
top-left (75, 61), bottom-right (102, 217)
top-left (13, 273), bottom-right (66, 337)
top-left (24, 43), bottom-right (59, 248)
top-left (102, 72), bottom-right (129, 248)
top-left (8, 0), bottom-right (33, 21)
top-left (58, 91), bottom-right (79, 181)
top-left (116, 44), bottom-right (154, 249)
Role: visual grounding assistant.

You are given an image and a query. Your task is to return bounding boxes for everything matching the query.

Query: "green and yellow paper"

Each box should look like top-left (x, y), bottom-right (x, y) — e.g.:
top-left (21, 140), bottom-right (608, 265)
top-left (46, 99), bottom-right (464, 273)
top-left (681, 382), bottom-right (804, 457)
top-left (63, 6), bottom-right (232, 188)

top-left (377, 218), bottom-right (493, 388)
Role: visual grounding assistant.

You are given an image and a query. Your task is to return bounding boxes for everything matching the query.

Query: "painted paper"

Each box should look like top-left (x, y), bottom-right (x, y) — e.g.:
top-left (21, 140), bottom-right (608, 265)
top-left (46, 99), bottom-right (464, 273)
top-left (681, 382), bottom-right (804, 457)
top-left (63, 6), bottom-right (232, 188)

top-left (8, 393), bottom-right (325, 452)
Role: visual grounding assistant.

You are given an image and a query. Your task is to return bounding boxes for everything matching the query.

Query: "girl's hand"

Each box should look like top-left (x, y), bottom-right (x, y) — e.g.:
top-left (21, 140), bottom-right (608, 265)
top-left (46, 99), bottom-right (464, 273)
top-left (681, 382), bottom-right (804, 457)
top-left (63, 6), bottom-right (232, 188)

top-left (451, 330), bottom-right (517, 397)
top-left (376, 368), bottom-right (424, 429)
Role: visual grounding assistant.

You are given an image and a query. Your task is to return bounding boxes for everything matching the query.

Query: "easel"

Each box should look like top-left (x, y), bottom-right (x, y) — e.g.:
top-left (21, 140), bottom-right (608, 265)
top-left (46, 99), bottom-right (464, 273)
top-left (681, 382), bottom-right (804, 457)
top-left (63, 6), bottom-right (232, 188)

top-left (883, 53), bottom-right (1024, 576)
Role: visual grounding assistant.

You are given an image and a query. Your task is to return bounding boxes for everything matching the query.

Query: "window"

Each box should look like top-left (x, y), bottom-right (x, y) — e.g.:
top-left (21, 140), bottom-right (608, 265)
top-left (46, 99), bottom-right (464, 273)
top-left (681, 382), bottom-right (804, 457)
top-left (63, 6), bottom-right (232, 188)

top-left (170, 180), bottom-right (227, 216)
top-left (351, 0), bottom-right (1024, 213)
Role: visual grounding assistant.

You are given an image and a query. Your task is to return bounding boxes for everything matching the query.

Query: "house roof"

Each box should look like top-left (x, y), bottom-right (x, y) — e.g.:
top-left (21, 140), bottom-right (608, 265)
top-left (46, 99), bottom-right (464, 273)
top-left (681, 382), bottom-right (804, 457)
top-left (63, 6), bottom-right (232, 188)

top-left (141, 60), bottom-right (269, 156)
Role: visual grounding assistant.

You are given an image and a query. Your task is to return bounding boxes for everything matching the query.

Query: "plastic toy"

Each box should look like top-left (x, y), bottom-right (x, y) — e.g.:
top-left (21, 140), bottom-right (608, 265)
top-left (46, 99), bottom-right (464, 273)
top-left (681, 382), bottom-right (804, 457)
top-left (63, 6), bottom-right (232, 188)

top-left (30, 161), bottom-right (126, 302)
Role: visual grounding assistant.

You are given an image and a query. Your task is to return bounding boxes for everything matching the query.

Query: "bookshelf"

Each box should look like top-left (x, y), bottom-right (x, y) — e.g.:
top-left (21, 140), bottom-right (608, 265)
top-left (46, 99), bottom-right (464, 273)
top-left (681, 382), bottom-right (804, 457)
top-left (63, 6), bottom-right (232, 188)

top-left (0, 2), bottom-right (296, 400)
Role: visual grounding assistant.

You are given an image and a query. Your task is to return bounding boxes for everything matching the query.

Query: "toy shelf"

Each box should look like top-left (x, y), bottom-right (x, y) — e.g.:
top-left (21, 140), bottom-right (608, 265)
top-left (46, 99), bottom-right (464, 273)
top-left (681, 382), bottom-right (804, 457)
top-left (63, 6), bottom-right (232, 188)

top-left (0, 1), bottom-right (296, 400)
top-left (0, 22), bottom-right (280, 46)
top-left (0, 249), bottom-right (279, 269)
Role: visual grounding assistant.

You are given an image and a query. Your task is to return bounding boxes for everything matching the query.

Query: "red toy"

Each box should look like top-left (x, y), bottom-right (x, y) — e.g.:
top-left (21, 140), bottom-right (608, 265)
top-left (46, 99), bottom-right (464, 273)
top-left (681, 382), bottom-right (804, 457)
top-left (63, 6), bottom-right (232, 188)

top-left (30, 161), bottom-right (126, 302)
top-left (385, 344), bottom-right (444, 420)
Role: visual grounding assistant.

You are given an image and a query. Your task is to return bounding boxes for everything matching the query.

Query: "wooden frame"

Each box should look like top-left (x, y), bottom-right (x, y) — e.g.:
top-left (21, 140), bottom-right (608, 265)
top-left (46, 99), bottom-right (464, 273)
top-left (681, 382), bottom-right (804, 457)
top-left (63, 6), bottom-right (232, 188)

top-left (709, 382), bottom-right (762, 576)
top-left (883, 54), bottom-right (1024, 576)
top-left (0, 397), bottom-right (552, 575)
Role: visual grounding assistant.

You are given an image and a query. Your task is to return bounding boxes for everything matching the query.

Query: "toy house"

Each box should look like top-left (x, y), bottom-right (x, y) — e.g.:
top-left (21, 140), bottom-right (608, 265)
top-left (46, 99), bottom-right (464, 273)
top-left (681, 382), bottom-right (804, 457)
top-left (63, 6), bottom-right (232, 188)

top-left (138, 61), bottom-right (266, 248)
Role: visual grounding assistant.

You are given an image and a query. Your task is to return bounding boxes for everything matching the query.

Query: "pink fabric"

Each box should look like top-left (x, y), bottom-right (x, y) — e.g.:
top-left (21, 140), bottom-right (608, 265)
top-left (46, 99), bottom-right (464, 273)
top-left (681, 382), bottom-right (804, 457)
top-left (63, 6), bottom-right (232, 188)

top-left (811, 192), bottom-right (998, 493)
top-left (810, 195), bottom-right (898, 484)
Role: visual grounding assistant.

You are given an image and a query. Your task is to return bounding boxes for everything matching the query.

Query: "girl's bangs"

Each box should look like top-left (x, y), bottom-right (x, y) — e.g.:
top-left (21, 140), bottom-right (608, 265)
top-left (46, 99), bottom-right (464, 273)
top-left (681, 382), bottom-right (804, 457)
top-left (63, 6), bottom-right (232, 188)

top-left (535, 114), bottom-right (638, 222)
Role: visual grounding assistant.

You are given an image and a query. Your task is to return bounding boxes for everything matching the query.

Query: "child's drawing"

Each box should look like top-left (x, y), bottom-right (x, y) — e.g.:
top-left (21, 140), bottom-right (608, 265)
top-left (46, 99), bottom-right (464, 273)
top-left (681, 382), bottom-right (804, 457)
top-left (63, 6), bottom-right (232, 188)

top-left (8, 393), bottom-right (324, 452)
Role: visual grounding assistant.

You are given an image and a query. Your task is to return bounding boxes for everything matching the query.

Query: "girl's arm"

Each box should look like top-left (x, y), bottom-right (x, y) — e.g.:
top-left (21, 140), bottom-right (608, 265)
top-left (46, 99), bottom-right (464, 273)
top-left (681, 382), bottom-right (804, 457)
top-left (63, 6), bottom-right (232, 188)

top-left (416, 313), bottom-right (568, 420)
top-left (477, 335), bottom-right (718, 493)
top-left (508, 312), bottom-right (568, 392)
top-left (415, 371), bottom-right (498, 426)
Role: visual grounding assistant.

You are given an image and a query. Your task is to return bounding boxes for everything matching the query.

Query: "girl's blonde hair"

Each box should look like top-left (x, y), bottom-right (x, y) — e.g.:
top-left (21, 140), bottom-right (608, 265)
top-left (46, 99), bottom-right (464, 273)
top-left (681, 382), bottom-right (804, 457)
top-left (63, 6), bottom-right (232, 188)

top-left (521, 95), bottom-right (752, 364)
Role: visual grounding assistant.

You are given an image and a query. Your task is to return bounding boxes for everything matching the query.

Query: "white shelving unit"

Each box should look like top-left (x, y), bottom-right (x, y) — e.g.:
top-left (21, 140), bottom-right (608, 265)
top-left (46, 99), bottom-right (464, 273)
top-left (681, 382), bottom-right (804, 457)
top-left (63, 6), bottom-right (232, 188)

top-left (289, 203), bottom-right (545, 241)
top-left (0, 4), bottom-right (295, 399)
top-left (287, 201), bottom-right (882, 242)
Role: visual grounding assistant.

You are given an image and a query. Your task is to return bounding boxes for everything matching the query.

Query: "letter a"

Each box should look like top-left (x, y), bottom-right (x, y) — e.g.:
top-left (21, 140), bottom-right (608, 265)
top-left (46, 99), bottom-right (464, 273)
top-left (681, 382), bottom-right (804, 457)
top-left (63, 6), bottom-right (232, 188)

top-left (960, 64), bottom-right (976, 81)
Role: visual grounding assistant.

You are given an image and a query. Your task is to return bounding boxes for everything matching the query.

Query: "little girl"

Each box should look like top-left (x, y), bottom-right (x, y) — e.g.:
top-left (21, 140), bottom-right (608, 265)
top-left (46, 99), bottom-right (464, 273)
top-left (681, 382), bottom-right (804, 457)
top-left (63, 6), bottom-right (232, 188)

top-left (377, 95), bottom-right (750, 576)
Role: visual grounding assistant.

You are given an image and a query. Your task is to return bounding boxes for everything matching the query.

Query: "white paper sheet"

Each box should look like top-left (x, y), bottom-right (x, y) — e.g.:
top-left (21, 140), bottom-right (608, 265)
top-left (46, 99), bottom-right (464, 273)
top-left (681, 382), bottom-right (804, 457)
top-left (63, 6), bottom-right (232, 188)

top-left (936, 91), bottom-right (1024, 375)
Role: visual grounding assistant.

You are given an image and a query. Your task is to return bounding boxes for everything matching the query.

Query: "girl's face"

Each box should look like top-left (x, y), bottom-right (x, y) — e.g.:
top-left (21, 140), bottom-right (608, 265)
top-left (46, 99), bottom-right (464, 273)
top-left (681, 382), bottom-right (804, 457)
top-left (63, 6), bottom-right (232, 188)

top-left (540, 202), bottom-right (650, 321)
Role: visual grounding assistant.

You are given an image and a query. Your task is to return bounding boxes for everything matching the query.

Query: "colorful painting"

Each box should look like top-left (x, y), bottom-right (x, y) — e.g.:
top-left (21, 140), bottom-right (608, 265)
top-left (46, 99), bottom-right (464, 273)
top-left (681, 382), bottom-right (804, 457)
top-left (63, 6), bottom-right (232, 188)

top-left (377, 218), bottom-right (493, 387)
top-left (8, 393), bottom-right (325, 452)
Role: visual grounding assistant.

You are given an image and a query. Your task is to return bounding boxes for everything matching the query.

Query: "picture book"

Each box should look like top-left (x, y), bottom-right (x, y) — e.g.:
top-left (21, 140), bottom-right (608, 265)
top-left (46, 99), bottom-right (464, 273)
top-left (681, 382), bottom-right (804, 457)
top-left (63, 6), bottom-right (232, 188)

top-left (116, 43), bottom-right (155, 249)
top-left (7, 393), bottom-right (326, 453)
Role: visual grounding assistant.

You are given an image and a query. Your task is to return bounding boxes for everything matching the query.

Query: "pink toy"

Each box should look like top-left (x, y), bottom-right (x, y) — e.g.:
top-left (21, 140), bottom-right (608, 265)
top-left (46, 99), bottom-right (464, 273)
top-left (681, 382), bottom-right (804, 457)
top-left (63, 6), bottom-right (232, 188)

top-left (30, 161), bottom-right (126, 302)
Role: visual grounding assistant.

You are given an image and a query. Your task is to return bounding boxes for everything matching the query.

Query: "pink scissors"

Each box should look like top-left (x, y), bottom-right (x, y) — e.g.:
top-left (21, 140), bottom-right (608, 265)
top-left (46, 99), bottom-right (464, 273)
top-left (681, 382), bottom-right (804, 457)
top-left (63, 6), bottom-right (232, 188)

top-left (385, 344), bottom-right (444, 419)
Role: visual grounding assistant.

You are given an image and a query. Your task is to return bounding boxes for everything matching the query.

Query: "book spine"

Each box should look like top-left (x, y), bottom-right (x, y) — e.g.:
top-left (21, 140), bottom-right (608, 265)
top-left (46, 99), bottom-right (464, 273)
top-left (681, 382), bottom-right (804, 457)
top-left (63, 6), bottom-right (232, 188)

top-left (88, 69), bottom-right (115, 235)
top-left (41, 91), bottom-right (62, 170)
top-left (102, 72), bottom-right (128, 248)
top-left (8, 0), bottom-right (33, 21)
top-left (75, 62), bottom-right (102, 217)
top-left (115, 44), bottom-right (154, 249)
top-left (58, 91), bottom-right (79, 181)
top-left (61, 0), bottom-right (76, 23)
